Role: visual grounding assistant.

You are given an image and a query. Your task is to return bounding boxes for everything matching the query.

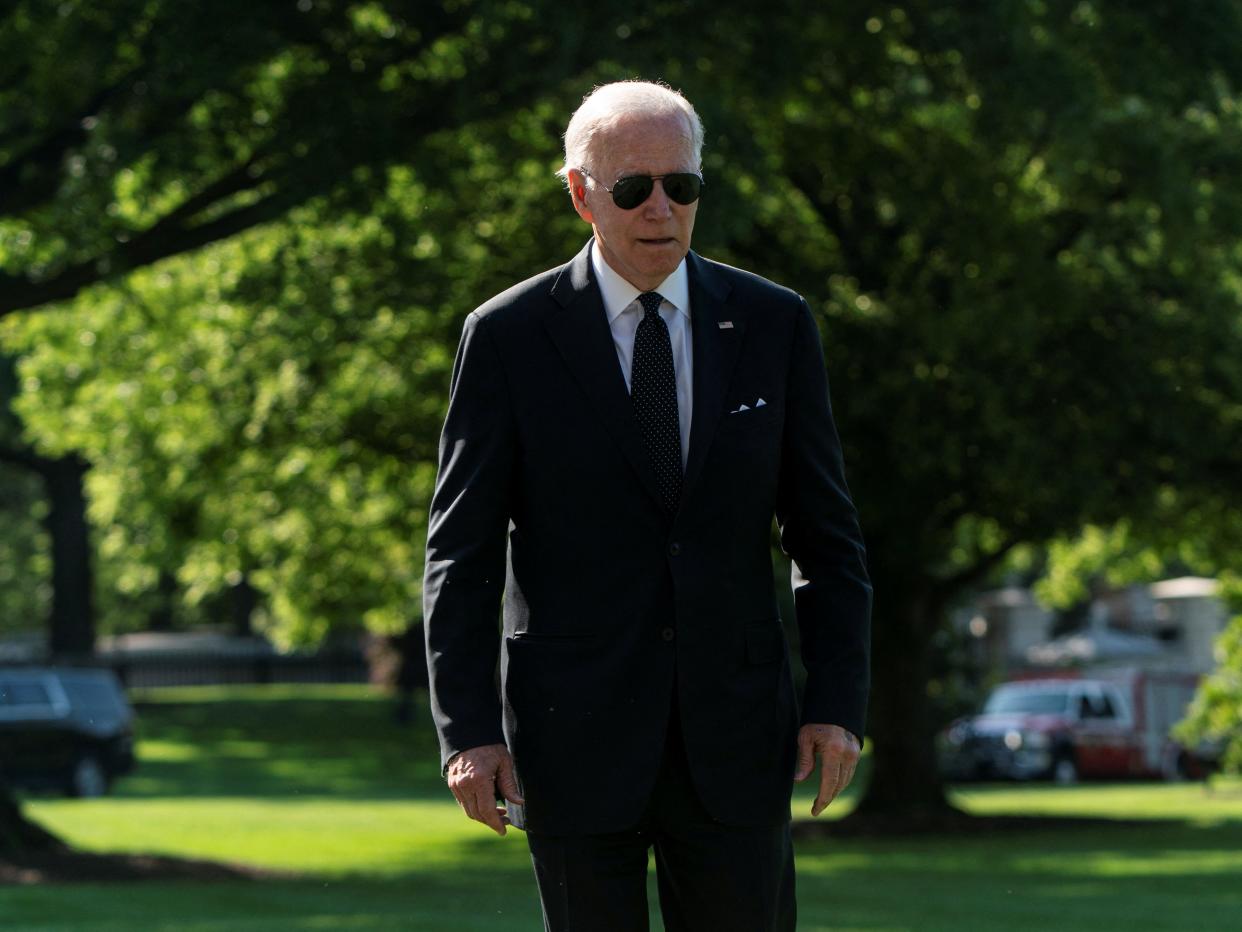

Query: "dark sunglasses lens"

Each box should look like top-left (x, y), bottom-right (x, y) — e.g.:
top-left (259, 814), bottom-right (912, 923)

top-left (612, 176), bottom-right (654, 209)
top-left (662, 173), bottom-right (702, 205)
top-left (609, 173), bottom-right (703, 209)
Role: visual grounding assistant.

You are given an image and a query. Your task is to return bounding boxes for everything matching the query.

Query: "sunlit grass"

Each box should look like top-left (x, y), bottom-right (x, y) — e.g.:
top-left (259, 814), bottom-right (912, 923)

top-left (26, 683), bottom-right (496, 874)
top-left (953, 779), bottom-right (1242, 826)
top-left (29, 797), bottom-right (507, 875)
top-left (8, 686), bottom-right (1242, 931)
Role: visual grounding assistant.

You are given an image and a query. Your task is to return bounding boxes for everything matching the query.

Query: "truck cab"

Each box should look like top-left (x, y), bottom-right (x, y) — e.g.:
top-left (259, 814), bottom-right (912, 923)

top-left (939, 677), bottom-right (1164, 783)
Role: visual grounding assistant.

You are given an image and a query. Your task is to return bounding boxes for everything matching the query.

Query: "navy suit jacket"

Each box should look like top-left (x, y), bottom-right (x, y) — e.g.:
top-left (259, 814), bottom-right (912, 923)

top-left (424, 240), bottom-right (871, 834)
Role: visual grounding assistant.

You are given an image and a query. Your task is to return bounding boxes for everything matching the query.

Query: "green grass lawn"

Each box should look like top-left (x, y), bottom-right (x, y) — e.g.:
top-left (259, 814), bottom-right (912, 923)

top-left (3, 684), bottom-right (1240, 931)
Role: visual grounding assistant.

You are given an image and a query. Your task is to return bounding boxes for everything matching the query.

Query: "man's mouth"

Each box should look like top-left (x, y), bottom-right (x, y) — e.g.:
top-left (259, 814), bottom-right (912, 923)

top-left (638, 237), bottom-right (675, 246)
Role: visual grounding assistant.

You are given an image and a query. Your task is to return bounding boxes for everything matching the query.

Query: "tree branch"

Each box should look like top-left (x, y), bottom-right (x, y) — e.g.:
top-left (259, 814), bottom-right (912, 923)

top-left (0, 182), bottom-right (304, 318)
top-left (0, 441), bottom-right (54, 476)
top-left (0, 6), bottom-right (662, 319)
top-left (0, 22), bottom-right (157, 220)
top-left (931, 537), bottom-right (1020, 598)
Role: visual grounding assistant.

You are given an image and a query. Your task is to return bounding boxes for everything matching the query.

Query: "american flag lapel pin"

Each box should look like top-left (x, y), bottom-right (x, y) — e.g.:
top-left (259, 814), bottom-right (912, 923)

top-left (718, 321), bottom-right (734, 329)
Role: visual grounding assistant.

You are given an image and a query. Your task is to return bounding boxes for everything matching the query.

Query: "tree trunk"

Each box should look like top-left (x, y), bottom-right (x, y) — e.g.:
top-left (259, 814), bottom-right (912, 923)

top-left (44, 453), bottom-right (95, 659)
top-left (393, 622), bottom-right (428, 725)
top-left (230, 576), bottom-right (257, 637)
top-left (852, 573), bottom-right (960, 817)
top-left (0, 443), bottom-right (80, 858)
top-left (0, 783), bottom-right (63, 857)
top-left (146, 570), bottom-right (179, 631)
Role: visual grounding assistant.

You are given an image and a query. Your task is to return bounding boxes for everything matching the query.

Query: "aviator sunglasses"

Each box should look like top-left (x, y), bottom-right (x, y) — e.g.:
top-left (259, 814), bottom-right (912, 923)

top-left (580, 168), bottom-right (704, 210)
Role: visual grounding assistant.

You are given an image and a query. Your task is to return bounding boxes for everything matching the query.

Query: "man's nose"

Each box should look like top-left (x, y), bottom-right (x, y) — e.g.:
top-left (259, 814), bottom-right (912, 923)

top-left (642, 179), bottom-right (674, 217)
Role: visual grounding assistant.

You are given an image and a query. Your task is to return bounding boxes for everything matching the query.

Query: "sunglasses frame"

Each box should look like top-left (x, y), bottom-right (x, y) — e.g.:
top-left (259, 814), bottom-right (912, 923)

top-left (579, 168), bottom-right (704, 210)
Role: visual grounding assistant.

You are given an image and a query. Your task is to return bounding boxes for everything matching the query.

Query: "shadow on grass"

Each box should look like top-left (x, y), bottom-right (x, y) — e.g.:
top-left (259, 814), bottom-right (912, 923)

top-left (792, 818), bottom-right (1242, 931)
top-left (4, 822), bottom-right (1241, 931)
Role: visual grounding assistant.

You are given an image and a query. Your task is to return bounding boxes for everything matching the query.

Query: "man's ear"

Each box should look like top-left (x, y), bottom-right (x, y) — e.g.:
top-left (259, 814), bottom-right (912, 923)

top-left (568, 169), bottom-right (595, 224)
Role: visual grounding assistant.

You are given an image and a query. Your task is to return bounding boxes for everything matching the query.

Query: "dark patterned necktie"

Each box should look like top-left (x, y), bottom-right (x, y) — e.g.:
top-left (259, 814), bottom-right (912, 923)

top-left (631, 291), bottom-right (683, 513)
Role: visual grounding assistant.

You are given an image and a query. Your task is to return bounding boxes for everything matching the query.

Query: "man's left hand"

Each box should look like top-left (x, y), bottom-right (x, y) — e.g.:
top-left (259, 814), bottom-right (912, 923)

top-left (793, 723), bottom-right (861, 816)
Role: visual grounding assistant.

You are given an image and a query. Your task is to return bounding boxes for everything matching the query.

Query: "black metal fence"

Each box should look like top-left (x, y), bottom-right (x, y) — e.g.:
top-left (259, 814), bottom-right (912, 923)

top-left (101, 647), bottom-right (370, 689)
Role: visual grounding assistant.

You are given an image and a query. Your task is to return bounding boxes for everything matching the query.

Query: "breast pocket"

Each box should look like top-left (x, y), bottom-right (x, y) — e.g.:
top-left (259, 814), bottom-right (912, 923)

top-left (717, 403), bottom-right (781, 450)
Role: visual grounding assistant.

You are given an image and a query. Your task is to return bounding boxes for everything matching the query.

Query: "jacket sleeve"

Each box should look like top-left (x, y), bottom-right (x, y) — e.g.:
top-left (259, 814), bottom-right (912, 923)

top-left (423, 310), bottom-right (515, 770)
top-left (774, 298), bottom-right (872, 741)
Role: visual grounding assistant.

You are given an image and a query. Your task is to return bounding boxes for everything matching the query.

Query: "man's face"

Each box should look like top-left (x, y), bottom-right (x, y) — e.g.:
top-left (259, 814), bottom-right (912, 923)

top-left (569, 112), bottom-right (699, 292)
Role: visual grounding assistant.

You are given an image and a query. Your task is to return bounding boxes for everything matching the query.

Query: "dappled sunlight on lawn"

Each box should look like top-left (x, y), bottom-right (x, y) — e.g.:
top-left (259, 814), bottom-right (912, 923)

top-left (10, 688), bottom-right (1242, 931)
top-left (113, 684), bottom-right (448, 800)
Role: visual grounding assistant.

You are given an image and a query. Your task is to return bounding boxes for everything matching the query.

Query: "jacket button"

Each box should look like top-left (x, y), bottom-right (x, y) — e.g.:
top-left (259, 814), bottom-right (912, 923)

top-left (661, 628), bottom-right (676, 642)
top-left (668, 542), bottom-right (682, 556)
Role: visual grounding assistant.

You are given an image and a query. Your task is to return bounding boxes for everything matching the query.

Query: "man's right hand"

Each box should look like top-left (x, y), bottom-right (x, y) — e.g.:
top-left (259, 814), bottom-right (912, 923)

top-left (446, 743), bottom-right (525, 836)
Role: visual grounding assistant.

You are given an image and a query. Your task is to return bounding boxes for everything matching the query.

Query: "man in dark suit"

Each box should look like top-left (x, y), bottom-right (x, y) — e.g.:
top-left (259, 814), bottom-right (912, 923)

top-left (424, 80), bottom-right (871, 931)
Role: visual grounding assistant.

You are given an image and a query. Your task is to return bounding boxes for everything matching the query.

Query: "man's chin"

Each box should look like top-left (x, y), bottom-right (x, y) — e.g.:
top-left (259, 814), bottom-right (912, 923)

top-left (634, 244), bottom-right (687, 276)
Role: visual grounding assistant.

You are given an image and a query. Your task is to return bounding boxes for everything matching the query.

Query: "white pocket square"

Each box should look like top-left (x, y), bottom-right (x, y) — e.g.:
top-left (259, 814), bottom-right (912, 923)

top-left (729, 397), bottom-right (767, 415)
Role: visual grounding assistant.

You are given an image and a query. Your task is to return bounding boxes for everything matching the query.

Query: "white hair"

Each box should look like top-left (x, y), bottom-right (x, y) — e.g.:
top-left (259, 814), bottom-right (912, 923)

top-left (556, 80), bottom-right (704, 186)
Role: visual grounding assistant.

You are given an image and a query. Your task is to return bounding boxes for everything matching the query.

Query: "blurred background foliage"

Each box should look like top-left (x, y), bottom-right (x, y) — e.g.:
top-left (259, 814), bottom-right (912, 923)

top-left (2, 0), bottom-right (1242, 809)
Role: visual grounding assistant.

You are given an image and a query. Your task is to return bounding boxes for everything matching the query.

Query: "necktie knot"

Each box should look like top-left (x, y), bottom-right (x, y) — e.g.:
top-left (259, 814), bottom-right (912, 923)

top-left (637, 291), bottom-right (664, 319)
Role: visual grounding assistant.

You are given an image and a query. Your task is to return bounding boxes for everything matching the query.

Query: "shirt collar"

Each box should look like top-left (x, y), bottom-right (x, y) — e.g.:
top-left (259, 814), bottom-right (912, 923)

top-left (590, 239), bottom-right (690, 325)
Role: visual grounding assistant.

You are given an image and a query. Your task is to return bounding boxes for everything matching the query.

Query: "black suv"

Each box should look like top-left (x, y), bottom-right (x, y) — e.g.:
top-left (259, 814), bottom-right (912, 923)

top-left (0, 667), bottom-right (136, 797)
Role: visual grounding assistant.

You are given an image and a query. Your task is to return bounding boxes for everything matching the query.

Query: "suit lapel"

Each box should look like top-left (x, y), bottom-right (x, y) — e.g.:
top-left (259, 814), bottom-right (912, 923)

top-left (545, 241), bottom-right (666, 511)
top-left (682, 251), bottom-right (744, 509)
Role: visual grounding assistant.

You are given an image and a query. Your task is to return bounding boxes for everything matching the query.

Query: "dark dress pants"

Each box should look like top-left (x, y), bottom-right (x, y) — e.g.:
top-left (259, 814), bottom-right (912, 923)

top-left (525, 704), bottom-right (797, 932)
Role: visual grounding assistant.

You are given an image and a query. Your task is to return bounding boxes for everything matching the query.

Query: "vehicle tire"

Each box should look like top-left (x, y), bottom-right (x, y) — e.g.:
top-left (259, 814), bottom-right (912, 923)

top-left (1162, 750), bottom-right (1192, 782)
top-left (69, 754), bottom-right (109, 798)
top-left (1052, 754), bottom-right (1079, 785)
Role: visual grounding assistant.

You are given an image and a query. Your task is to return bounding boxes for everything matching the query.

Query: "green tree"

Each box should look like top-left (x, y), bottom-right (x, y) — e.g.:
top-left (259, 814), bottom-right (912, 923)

top-left (0, 0), bottom-right (656, 316)
top-left (0, 0), bottom-right (797, 853)
top-left (0, 0), bottom-right (777, 642)
top-left (0, 356), bottom-right (89, 853)
top-left (1177, 594), bottom-right (1242, 774)
top-left (0, 352), bottom-right (94, 656)
top-left (4, 3), bottom-right (1242, 860)
top-left (697, 1), bottom-right (1242, 816)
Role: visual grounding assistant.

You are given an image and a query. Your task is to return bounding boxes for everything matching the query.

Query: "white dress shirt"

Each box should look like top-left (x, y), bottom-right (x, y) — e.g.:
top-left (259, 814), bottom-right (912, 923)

top-left (590, 241), bottom-right (693, 467)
